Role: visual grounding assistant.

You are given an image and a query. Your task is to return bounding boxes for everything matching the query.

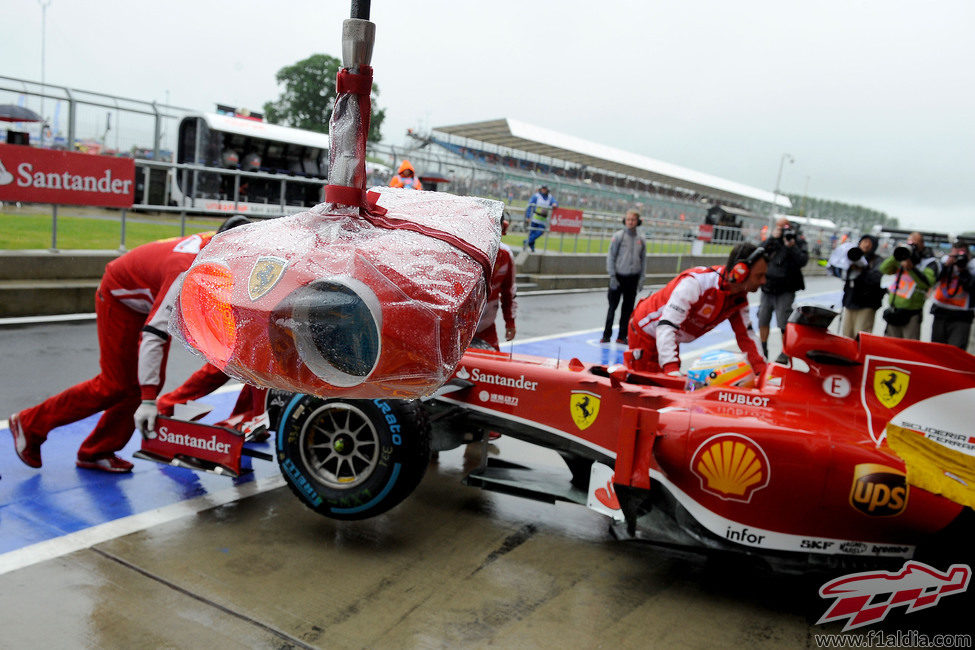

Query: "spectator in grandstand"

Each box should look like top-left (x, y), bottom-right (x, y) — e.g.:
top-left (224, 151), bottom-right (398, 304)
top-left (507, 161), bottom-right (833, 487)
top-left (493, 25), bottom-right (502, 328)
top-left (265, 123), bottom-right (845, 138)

top-left (840, 234), bottom-right (885, 338)
top-left (601, 210), bottom-right (646, 344)
top-left (626, 243), bottom-right (768, 377)
top-left (758, 218), bottom-right (809, 364)
top-left (523, 186), bottom-right (557, 252)
top-left (8, 216), bottom-right (250, 473)
top-left (474, 216), bottom-right (517, 349)
top-left (929, 241), bottom-right (975, 349)
top-left (389, 160), bottom-right (423, 190)
top-left (879, 232), bottom-right (939, 340)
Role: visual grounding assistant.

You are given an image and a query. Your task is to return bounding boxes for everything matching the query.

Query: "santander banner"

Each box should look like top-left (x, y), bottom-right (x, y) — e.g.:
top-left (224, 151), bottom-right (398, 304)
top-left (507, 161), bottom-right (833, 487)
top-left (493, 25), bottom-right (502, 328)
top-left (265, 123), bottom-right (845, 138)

top-left (0, 143), bottom-right (135, 208)
top-left (549, 207), bottom-right (584, 234)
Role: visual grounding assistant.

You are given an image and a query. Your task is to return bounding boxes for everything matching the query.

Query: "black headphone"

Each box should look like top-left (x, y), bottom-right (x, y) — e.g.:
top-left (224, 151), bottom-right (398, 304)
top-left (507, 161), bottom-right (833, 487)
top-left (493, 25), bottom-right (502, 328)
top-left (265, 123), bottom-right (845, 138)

top-left (623, 212), bottom-right (643, 226)
top-left (728, 246), bottom-right (765, 283)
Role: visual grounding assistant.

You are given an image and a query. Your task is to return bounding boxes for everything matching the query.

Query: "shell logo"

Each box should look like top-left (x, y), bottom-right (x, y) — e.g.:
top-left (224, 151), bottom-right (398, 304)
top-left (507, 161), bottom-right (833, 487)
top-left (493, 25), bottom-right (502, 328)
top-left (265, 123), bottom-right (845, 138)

top-left (690, 433), bottom-right (770, 502)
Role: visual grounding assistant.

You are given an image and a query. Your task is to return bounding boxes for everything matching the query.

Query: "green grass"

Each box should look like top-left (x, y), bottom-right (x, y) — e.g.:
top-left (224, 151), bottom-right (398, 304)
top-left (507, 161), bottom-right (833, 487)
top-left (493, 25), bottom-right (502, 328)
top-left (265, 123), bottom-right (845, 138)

top-left (1, 212), bottom-right (733, 257)
top-left (0, 213), bottom-right (223, 250)
top-left (501, 232), bottom-right (732, 256)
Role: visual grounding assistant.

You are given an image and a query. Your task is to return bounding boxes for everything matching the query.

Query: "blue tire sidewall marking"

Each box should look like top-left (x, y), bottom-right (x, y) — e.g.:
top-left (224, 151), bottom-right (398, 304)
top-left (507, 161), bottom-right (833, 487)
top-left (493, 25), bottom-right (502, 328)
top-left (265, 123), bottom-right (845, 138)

top-left (276, 393), bottom-right (305, 454)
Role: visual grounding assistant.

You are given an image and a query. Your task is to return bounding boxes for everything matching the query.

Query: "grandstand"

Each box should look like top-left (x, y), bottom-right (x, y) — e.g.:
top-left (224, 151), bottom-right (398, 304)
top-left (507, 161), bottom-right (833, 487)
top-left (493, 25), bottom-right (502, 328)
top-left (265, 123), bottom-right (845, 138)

top-left (421, 118), bottom-right (791, 225)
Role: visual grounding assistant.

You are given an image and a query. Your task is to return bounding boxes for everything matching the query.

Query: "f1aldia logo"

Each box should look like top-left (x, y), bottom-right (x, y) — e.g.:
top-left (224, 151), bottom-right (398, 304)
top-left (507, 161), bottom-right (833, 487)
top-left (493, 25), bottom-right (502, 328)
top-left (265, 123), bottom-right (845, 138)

top-left (818, 561), bottom-right (970, 631)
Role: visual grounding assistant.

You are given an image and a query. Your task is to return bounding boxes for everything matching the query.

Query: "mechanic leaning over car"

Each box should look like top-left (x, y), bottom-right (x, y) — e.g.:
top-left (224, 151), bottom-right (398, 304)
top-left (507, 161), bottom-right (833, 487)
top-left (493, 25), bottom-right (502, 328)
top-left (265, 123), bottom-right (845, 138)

top-left (626, 242), bottom-right (768, 377)
top-left (879, 231), bottom-right (939, 340)
top-left (8, 216), bottom-right (249, 474)
top-left (757, 217), bottom-right (809, 365)
top-left (929, 240), bottom-right (975, 349)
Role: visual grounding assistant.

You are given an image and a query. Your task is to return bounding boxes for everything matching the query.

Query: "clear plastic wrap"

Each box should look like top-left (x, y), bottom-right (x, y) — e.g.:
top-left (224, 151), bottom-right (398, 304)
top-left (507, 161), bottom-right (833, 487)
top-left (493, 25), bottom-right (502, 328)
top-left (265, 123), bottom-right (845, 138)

top-left (170, 188), bottom-right (502, 399)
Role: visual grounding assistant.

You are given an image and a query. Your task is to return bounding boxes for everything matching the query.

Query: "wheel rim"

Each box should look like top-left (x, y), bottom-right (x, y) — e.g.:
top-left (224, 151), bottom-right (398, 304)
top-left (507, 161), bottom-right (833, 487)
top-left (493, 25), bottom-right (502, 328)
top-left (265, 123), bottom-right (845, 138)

top-left (300, 402), bottom-right (380, 489)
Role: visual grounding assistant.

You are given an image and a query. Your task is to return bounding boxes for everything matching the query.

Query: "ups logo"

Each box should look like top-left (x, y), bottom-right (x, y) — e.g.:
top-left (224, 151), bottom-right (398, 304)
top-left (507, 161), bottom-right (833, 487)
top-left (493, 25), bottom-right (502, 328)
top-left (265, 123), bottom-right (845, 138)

top-left (849, 463), bottom-right (908, 517)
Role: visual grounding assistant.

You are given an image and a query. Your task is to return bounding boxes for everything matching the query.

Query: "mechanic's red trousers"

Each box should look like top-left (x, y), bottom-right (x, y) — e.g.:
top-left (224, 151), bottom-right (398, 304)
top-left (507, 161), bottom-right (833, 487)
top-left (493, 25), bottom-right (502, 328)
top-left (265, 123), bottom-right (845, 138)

top-left (475, 324), bottom-right (501, 351)
top-left (17, 288), bottom-right (160, 460)
top-left (624, 324), bottom-right (663, 373)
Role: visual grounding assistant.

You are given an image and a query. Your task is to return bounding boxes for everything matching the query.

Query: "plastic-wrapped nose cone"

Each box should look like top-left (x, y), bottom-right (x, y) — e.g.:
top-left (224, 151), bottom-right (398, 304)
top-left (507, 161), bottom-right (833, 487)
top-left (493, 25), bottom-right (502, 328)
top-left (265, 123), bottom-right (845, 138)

top-left (170, 187), bottom-right (503, 399)
top-left (290, 279), bottom-right (382, 386)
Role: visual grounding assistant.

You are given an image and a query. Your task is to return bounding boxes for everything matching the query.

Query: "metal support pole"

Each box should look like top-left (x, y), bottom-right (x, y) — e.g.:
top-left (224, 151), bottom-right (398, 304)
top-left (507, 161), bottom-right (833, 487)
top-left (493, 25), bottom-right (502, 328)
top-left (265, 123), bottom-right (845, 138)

top-left (50, 204), bottom-right (57, 251)
top-left (180, 210), bottom-right (186, 237)
top-left (119, 209), bottom-right (127, 251)
top-left (152, 101), bottom-right (161, 161)
top-left (233, 173), bottom-right (240, 209)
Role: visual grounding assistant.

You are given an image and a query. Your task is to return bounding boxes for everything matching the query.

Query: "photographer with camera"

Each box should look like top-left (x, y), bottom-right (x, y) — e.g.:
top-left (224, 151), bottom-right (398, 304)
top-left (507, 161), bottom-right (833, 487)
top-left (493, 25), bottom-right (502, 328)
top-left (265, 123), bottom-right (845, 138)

top-left (879, 231), bottom-right (939, 340)
top-left (758, 218), bottom-right (809, 364)
top-left (840, 234), bottom-right (886, 338)
top-left (929, 241), bottom-right (975, 349)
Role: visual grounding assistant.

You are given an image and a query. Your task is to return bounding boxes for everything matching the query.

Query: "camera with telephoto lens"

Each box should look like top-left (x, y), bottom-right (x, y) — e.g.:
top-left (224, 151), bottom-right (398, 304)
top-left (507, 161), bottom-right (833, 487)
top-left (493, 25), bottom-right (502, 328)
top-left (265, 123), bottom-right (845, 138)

top-left (893, 242), bottom-right (920, 263)
top-left (847, 246), bottom-right (864, 263)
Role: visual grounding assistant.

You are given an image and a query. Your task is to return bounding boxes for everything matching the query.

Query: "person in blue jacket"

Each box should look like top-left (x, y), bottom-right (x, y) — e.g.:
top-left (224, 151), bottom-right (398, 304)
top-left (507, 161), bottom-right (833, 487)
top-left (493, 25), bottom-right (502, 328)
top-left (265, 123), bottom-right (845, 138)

top-left (523, 186), bottom-right (557, 252)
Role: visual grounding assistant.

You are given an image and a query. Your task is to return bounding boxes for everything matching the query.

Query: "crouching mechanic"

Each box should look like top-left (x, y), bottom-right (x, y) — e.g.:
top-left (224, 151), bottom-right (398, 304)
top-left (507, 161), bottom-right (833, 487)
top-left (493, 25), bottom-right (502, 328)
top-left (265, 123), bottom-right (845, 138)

top-left (9, 216), bottom-right (250, 473)
top-left (626, 243), bottom-right (768, 377)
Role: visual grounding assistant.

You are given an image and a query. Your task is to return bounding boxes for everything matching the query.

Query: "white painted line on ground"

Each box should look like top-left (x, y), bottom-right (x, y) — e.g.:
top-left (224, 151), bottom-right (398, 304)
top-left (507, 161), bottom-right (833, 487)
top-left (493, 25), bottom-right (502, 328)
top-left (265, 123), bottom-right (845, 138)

top-left (0, 313), bottom-right (96, 326)
top-left (0, 475), bottom-right (286, 576)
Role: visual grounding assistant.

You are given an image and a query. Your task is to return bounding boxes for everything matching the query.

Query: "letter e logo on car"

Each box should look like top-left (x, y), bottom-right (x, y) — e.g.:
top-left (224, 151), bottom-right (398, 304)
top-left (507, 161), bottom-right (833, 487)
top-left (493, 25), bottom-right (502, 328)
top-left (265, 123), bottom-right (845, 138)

top-left (823, 374), bottom-right (851, 398)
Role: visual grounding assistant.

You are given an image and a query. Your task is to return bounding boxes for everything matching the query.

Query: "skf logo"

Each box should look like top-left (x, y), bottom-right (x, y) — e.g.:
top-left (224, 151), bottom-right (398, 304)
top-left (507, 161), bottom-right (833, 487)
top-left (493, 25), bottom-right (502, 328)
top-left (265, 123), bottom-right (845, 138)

top-left (849, 463), bottom-right (908, 516)
top-left (873, 367), bottom-right (910, 409)
top-left (248, 256), bottom-right (287, 300)
top-left (570, 390), bottom-right (600, 430)
top-left (691, 433), bottom-right (770, 502)
top-left (818, 561), bottom-right (970, 631)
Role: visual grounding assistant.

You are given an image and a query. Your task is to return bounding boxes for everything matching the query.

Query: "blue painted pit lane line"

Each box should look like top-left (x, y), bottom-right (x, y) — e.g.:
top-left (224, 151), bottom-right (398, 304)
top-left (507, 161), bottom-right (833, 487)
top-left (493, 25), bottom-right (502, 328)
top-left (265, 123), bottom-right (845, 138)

top-left (0, 388), bottom-right (282, 566)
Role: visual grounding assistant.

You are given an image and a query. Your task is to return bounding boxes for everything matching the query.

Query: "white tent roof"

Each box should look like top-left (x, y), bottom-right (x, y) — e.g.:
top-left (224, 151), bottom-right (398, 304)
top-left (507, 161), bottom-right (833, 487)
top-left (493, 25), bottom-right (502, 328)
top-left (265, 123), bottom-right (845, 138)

top-left (433, 118), bottom-right (791, 209)
top-left (201, 112), bottom-right (331, 150)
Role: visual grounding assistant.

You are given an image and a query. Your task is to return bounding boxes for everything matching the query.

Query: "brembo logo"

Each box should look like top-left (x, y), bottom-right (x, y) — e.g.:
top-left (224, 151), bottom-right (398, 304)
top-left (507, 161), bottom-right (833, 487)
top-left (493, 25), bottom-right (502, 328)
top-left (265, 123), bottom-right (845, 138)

top-left (157, 425), bottom-right (232, 454)
top-left (465, 367), bottom-right (539, 391)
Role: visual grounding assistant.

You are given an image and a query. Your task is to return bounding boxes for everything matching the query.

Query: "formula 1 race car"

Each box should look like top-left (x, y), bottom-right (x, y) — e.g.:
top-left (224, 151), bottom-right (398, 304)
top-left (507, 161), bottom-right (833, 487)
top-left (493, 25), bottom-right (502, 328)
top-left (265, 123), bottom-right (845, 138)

top-left (258, 305), bottom-right (974, 573)
top-left (144, 306), bottom-right (974, 573)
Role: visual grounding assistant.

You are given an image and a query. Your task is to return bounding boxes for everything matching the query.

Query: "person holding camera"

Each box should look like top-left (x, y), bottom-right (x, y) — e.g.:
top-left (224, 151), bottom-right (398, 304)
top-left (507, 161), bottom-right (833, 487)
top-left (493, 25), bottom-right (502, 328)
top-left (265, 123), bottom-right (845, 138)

top-left (879, 232), bottom-right (939, 340)
top-left (840, 234), bottom-right (886, 338)
top-left (929, 241), bottom-right (975, 349)
top-left (601, 209), bottom-right (647, 344)
top-left (758, 218), bottom-right (809, 364)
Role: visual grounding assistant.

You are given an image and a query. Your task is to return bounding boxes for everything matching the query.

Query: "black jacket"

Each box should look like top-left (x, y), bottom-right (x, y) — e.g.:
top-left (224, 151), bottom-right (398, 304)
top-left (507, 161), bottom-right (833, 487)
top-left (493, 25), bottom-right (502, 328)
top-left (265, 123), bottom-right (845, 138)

top-left (842, 236), bottom-right (885, 310)
top-left (762, 235), bottom-right (809, 294)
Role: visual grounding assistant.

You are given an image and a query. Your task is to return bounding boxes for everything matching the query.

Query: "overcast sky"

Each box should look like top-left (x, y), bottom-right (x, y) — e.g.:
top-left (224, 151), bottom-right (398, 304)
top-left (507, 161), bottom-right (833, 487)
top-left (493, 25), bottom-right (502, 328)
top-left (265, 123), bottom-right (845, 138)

top-left (2, 0), bottom-right (973, 233)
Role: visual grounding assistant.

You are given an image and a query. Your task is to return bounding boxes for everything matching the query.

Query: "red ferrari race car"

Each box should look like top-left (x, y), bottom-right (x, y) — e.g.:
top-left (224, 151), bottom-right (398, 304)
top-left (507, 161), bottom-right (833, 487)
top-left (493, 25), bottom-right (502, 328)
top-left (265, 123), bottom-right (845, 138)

top-left (252, 305), bottom-right (974, 574)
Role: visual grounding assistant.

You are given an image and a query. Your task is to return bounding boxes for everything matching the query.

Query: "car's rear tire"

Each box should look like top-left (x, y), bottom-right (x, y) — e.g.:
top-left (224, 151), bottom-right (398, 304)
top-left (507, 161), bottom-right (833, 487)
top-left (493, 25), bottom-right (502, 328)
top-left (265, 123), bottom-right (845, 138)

top-left (275, 395), bottom-right (430, 520)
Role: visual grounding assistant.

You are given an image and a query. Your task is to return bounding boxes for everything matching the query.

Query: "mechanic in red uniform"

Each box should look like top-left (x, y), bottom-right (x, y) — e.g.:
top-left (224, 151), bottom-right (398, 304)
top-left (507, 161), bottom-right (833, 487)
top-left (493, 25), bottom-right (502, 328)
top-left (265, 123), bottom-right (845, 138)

top-left (626, 242), bottom-right (768, 376)
top-left (473, 215), bottom-right (517, 350)
top-left (8, 217), bottom-right (248, 473)
top-left (157, 365), bottom-right (270, 439)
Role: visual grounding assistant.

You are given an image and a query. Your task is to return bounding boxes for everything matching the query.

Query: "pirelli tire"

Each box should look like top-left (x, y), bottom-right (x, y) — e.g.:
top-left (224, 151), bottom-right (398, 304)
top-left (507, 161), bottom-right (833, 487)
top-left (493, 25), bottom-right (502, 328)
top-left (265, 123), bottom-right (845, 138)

top-left (275, 395), bottom-right (430, 520)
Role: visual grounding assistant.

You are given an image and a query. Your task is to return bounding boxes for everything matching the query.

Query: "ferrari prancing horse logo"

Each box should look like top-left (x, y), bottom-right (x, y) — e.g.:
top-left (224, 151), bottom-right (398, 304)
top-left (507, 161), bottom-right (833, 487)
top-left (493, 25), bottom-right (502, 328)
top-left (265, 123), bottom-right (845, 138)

top-left (873, 367), bottom-right (910, 409)
top-left (248, 256), bottom-right (287, 301)
top-left (570, 390), bottom-right (600, 430)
